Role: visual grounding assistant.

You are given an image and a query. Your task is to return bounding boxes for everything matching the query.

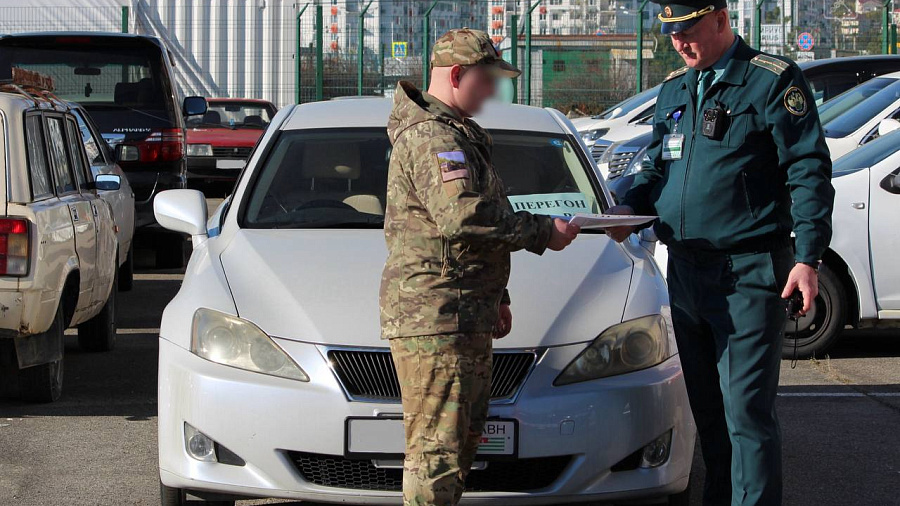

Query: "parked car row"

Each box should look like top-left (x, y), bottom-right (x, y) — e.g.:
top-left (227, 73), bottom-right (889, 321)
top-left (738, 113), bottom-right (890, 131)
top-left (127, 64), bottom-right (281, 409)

top-left (589, 55), bottom-right (900, 359)
top-left (0, 31), bottom-right (272, 402)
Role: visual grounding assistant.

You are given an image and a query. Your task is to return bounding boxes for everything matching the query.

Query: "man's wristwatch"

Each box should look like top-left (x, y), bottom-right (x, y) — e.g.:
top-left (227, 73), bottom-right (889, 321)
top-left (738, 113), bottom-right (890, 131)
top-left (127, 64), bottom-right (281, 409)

top-left (799, 261), bottom-right (820, 271)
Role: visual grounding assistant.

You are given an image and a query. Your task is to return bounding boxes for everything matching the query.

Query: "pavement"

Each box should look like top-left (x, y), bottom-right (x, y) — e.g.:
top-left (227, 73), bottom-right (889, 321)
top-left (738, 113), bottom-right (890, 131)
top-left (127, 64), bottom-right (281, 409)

top-left (1, 252), bottom-right (899, 506)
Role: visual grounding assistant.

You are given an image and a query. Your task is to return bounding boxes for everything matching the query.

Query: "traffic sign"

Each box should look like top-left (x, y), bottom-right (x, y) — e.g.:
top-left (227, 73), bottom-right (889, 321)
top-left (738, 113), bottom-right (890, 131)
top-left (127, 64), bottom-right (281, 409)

top-left (392, 41), bottom-right (408, 58)
top-left (797, 32), bottom-right (815, 51)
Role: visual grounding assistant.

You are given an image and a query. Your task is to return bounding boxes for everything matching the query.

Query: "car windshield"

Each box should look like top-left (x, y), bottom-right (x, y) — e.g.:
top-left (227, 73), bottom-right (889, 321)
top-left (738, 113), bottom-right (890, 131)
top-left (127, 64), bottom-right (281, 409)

top-left (243, 128), bottom-right (603, 229)
top-left (187, 101), bottom-right (275, 130)
top-left (833, 129), bottom-right (900, 176)
top-left (818, 77), bottom-right (894, 124)
top-left (595, 85), bottom-right (660, 120)
top-left (1, 43), bottom-right (177, 132)
top-left (822, 79), bottom-right (900, 138)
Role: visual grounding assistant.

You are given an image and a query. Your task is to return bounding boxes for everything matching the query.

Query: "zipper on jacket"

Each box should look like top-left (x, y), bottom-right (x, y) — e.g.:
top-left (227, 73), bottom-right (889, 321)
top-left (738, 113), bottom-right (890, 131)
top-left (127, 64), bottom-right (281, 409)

top-left (679, 90), bottom-right (701, 239)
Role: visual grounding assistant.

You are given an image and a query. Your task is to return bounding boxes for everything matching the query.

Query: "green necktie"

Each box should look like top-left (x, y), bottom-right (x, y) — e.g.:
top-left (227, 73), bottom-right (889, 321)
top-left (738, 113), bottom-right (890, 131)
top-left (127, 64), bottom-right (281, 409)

top-left (697, 70), bottom-right (715, 115)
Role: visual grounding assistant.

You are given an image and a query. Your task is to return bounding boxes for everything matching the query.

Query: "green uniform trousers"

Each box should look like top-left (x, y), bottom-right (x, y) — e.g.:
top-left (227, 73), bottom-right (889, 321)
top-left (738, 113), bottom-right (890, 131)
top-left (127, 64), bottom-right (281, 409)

top-left (667, 246), bottom-right (793, 506)
top-left (389, 333), bottom-right (492, 506)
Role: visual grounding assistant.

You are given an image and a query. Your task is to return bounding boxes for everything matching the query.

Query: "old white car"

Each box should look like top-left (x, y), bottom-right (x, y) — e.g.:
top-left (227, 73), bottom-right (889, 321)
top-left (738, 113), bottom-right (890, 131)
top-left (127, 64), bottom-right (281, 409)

top-left (0, 71), bottom-right (121, 402)
top-left (154, 98), bottom-right (694, 505)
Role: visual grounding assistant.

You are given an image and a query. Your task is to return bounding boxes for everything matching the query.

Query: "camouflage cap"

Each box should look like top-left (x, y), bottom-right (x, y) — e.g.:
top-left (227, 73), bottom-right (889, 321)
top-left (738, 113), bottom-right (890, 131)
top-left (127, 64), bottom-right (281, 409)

top-left (431, 28), bottom-right (521, 78)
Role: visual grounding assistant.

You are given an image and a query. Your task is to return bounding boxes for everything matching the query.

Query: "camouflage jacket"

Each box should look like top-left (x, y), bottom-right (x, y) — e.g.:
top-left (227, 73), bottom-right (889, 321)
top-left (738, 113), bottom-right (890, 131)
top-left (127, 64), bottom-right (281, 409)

top-left (380, 82), bottom-right (553, 339)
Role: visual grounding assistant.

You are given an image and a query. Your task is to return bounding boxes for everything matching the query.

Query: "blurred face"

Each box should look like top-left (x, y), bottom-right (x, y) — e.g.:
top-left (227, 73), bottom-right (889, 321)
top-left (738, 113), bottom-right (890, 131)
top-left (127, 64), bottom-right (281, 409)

top-left (451, 64), bottom-right (498, 116)
top-left (670, 10), bottom-right (730, 69)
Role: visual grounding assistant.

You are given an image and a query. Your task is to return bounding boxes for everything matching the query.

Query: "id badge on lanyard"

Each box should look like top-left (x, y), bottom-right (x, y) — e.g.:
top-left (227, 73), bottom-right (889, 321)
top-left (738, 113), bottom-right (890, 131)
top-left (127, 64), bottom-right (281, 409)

top-left (662, 110), bottom-right (684, 161)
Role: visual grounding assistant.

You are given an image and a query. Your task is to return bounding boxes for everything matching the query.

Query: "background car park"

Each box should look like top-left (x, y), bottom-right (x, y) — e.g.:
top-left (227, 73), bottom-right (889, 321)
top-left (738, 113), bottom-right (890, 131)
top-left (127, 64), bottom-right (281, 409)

top-left (0, 3), bottom-right (898, 504)
top-left (0, 32), bottom-right (207, 268)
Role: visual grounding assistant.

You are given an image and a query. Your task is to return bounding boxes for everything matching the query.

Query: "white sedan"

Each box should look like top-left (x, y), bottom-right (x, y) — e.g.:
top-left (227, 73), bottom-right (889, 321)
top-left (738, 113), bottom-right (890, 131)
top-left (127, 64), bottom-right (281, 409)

top-left (154, 98), bottom-right (694, 505)
top-left (819, 70), bottom-right (900, 159)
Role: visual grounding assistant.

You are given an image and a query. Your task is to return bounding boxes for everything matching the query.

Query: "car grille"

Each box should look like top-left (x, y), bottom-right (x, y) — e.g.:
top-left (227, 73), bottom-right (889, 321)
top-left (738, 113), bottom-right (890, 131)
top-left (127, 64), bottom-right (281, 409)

top-left (327, 349), bottom-right (537, 402)
top-left (590, 141), bottom-right (612, 162)
top-left (212, 146), bottom-right (253, 159)
top-left (607, 150), bottom-right (638, 180)
top-left (287, 451), bottom-right (572, 492)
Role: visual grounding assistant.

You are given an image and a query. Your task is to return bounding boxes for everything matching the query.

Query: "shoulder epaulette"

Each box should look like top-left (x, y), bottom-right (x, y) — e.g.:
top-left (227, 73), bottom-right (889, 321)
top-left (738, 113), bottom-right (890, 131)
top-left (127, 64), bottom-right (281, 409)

top-left (664, 66), bottom-right (689, 82)
top-left (750, 54), bottom-right (790, 75)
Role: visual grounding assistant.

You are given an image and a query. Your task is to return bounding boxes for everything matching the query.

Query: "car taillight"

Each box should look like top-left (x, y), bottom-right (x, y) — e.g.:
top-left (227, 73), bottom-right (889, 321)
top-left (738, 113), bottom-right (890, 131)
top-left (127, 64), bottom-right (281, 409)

top-left (0, 219), bottom-right (29, 276)
top-left (132, 128), bottom-right (185, 163)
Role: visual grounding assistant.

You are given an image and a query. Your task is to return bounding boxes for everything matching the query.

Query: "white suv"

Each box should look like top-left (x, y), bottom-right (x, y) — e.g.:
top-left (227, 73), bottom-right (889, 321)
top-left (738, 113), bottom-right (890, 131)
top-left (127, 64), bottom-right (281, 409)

top-left (0, 72), bottom-right (121, 402)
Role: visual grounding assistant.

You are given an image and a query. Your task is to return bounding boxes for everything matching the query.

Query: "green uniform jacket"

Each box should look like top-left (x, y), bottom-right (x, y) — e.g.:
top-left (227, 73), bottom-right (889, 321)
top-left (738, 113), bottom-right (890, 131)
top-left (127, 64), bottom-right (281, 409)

top-left (622, 38), bottom-right (834, 263)
top-left (381, 82), bottom-right (553, 339)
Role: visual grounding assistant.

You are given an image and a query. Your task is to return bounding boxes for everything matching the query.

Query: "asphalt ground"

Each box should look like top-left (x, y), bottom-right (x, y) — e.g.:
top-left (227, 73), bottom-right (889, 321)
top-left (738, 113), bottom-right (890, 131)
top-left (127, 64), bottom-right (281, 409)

top-left (1, 247), bottom-right (899, 506)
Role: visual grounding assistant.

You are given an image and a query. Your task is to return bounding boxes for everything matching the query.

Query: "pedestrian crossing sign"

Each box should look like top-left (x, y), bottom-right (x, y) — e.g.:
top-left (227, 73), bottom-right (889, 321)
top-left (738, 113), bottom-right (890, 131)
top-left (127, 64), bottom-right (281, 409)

top-left (392, 41), bottom-right (408, 58)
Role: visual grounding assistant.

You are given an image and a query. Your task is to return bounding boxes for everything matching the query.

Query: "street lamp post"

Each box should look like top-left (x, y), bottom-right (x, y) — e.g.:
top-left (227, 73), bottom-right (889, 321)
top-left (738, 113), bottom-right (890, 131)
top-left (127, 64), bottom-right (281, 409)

top-left (524, 0), bottom-right (543, 106)
top-left (358, 0), bottom-right (375, 95)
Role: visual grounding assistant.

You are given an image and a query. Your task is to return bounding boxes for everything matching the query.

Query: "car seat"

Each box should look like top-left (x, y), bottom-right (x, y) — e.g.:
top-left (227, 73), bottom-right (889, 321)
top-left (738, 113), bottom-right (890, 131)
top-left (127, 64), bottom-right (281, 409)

top-left (300, 144), bottom-right (383, 215)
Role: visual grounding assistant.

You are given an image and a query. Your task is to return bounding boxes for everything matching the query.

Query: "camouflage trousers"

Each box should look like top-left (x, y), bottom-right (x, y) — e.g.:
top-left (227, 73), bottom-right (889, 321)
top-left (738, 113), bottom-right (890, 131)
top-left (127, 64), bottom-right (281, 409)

top-left (389, 333), bottom-right (492, 506)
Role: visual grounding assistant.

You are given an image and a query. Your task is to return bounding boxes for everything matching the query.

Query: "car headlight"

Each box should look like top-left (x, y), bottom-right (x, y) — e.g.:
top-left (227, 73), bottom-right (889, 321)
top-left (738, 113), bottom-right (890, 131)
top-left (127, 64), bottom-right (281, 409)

top-left (622, 148), bottom-right (650, 178)
top-left (191, 308), bottom-right (309, 381)
top-left (187, 143), bottom-right (214, 157)
top-left (581, 128), bottom-right (609, 144)
top-left (597, 141), bottom-right (622, 164)
top-left (555, 314), bottom-right (672, 385)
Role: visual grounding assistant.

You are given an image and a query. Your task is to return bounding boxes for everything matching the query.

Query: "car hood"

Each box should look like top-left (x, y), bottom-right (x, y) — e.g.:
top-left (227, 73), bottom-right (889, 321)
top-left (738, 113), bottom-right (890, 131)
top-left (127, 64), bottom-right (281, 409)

top-left (219, 229), bottom-right (634, 349)
top-left (186, 128), bottom-right (263, 146)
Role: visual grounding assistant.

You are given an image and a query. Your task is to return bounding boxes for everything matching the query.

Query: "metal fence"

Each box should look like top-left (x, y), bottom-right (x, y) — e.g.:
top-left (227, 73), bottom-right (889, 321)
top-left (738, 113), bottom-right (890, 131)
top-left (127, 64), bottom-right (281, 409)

top-left (1, 1), bottom-right (897, 115)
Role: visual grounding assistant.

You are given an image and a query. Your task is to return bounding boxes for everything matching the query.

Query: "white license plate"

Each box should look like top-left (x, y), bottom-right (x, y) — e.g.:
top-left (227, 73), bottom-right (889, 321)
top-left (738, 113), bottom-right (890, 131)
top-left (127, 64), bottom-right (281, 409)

top-left (346, 418), bottom-right (516, 457)
top-left (216, 159), bottom-right (245, 169)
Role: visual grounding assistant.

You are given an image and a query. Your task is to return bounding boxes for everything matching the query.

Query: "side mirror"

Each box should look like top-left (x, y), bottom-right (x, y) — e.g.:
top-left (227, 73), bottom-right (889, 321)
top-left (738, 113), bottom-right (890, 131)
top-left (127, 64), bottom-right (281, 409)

top-left (115, 144), bottom-right (140, 163)
top-left (878, 118), bottom-right (900, 137)
top-left (95, 174), bottom-right (121, 191)
top-left (183, 96), bottom-right (208, 117)
top-left (153, 190), bottom-right (208, 247)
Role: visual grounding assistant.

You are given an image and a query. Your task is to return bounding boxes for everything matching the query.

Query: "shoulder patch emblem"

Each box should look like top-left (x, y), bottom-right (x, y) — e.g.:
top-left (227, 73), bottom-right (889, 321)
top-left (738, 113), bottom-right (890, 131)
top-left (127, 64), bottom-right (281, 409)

top-left (784, 86), bottom-right (808, 116)
top-left (750, 54), bottom-right (789, 75)
top-left (665, 66), bottom-right (689, 82)
top-left (436, 151), bottom-right (469, 182)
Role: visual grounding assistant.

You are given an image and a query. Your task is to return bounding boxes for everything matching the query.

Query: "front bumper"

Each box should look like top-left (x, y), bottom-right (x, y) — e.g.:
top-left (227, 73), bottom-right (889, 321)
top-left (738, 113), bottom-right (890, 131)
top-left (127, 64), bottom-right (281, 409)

top-left (158, 338), bottom-right (694, 504)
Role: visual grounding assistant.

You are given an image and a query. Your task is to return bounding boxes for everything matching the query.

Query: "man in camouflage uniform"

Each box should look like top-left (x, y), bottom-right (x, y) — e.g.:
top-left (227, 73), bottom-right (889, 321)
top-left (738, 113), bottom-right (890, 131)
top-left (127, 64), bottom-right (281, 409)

top-left (381, 28), bottom-right (580, 506)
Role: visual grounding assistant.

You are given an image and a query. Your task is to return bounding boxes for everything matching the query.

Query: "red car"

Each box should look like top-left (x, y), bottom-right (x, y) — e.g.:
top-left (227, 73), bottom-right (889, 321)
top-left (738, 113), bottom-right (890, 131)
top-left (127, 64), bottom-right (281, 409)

top-left (186, 98), bottom-right (277, 191)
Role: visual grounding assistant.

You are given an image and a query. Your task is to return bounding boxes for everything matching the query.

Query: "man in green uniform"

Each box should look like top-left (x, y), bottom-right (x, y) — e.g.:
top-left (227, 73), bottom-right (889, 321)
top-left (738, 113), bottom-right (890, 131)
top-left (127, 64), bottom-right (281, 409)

top-left (606, 2), bottom-right (834, 505)
top-left (382, 28), bottom-right (579, 506)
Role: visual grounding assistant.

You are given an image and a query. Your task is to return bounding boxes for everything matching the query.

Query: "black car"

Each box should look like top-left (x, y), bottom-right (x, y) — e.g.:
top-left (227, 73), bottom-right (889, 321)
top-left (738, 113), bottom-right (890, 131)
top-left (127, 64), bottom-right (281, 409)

top-left (800, 54), bottom-right (900, 105)
top-left (0, 32), bottom-right (207, 266)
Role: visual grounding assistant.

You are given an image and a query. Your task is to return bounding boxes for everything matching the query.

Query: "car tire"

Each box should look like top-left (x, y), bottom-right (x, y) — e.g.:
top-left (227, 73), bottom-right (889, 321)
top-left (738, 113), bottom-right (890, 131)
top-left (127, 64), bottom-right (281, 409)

top-left (667, 486), bottom-right (691, 506)
top-left (159, 481), bottom-right (186, 506)
top-left (156, 234), bottom-right (188, 269)
top-left (119, 246), bottom-right (134, 292)
top-left (782, 263), bottom-right (846, 360)
top-left (160, 480), bottom-right (234, 506)
top-left (77, 271), bottom-right (118, 352)
top-left (19, 304), bottom-right (65, 403)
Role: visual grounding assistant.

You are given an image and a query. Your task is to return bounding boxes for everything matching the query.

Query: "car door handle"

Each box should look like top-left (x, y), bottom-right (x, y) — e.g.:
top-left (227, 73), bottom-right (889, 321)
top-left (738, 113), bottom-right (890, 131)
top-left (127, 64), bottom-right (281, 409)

top-left (70, 206), bottom-right (80, 222)
top-left (851, 202), bottom-right (865, 209)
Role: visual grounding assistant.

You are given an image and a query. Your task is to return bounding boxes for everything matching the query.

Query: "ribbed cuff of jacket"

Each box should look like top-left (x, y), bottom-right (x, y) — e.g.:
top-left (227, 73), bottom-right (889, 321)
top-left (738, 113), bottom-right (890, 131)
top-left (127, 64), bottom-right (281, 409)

top-left (525, 215), bottom-right (554, 255)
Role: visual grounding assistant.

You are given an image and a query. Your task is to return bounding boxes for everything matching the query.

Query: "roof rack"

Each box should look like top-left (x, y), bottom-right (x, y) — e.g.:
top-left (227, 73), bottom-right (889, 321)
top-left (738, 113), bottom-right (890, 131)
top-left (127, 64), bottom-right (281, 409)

top-left (0, 67), bottom-right (66, 109)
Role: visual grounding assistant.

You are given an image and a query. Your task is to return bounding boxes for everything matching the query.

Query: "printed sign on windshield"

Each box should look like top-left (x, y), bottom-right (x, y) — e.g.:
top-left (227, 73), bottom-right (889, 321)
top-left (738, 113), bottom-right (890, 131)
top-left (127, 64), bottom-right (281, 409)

top-left (507, 192), bottom-right (591, 217)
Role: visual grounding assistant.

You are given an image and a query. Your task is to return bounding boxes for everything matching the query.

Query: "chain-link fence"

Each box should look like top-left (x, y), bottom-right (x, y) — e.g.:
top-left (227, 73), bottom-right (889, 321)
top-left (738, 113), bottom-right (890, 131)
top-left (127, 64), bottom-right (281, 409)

top-left (1, 1), bottom-right (897, 114)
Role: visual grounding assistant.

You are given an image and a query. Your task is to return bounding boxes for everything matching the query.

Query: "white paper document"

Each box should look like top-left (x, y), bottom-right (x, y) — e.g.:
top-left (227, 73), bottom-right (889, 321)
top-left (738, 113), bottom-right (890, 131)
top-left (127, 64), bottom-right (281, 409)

top-left (565, 213), bottom-right (657, 230)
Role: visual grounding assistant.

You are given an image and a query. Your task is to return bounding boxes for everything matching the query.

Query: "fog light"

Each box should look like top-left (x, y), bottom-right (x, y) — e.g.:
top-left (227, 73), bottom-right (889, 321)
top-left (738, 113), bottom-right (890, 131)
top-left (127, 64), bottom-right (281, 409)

top-left (640, 430), bottom-right (672, 468)
top-left (184, 423), bottom-right (216, 462)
